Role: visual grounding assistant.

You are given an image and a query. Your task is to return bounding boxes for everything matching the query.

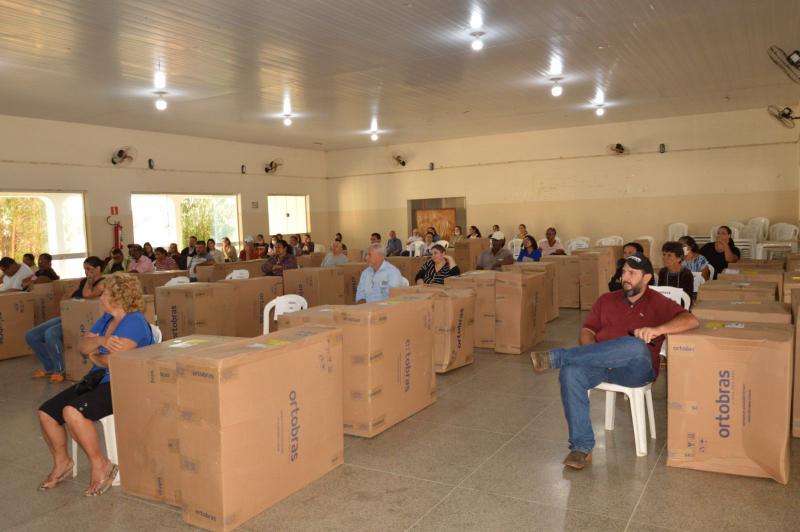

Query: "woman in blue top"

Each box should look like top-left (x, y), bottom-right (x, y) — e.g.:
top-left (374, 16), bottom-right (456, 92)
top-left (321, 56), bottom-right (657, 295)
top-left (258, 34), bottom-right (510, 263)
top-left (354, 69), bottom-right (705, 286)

top-left (37, 273), bottom-right (155, 496)
top-left (517, 235), bottom-right (541, 262)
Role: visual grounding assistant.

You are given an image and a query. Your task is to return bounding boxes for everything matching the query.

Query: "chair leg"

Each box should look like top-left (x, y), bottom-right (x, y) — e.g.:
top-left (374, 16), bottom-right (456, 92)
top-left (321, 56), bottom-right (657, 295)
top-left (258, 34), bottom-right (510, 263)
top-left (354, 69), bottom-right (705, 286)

top-left (632, 389), bottom-right (648, 457)
top-left (645, 389), bottom-right (656, 440)
top-left (71, 436), bottom-right (78, 478)
top-left (101, 417), bottom-right (121, 486)
top-left (604, 391), bottom-right (616, 431)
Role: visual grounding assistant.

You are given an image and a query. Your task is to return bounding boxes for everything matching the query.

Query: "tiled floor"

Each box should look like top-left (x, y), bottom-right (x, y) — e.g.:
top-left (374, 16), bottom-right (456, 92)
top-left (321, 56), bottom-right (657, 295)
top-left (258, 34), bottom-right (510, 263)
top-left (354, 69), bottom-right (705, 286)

top-left (2, 309), bottom-right (799, 531)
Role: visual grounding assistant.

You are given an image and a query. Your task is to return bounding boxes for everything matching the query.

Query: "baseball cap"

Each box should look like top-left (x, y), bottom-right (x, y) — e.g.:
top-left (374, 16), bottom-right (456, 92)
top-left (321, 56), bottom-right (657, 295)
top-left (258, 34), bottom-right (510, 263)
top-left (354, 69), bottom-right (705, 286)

top-left (490, 231), bottom-right (506, 241)
top-left (244, 235), bottom-right (255, 243)
top-left (624, 253), bottom-right (654, 275)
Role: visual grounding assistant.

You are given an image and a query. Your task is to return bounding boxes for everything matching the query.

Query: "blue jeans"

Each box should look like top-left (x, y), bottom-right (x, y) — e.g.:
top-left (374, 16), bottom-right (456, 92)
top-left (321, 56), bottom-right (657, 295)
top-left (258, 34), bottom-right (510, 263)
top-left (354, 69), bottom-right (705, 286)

top-left (550, 336), bottom-right (655, 454)
top-left (24, 317), bottom-right (64, 373)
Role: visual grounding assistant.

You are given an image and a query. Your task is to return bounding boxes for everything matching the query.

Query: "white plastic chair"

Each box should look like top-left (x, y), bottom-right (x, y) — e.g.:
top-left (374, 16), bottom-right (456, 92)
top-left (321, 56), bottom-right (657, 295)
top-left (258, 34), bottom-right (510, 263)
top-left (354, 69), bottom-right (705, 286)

top-left (691, 272), bottom-right (705, 294)
top-left (565, 237), bottom-right (590, 254)
top-left (437, 239), bottom-right (449, 249)
top-left (706, 262), bottom-right (715, 280)
top-left (634, 235), bottom-right (654, 256)
top-left (69, 324), bottom-right (163, 487)
top-left (224, 269), bottom-right (250, 280)
top-left (164, 276), bottom-right (190, 287)
top-left (314, 243), bottom-right (326, 253)
top-left (650, 285), bottom-right (691, 309)
top-left (596, 235), bottom-right (624, 247)
top-left (768, 223), bottom-right (800, 242)
top-left (401, 277), bottom-right (410, 287)
top-left (667, 222), bottom-right (688, 242)
top-left (746, 217), bottom-right (770, 242)
top-left (507, 238), bottom-right (524, 259)
top-left (410, 241), bottom-right (426, 257)
top-left (591, 382), bottom-right (655, 457)
top-left (727, 222), bottom-right (745, 234)
top-left (262, 294), bottom-right (308, 334)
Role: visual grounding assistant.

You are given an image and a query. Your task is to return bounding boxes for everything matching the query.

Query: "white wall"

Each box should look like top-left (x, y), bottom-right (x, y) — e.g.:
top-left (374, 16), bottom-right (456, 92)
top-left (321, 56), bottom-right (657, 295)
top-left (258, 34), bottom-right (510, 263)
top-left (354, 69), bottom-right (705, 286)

top-left (0, 115), bottom-right (329, 256)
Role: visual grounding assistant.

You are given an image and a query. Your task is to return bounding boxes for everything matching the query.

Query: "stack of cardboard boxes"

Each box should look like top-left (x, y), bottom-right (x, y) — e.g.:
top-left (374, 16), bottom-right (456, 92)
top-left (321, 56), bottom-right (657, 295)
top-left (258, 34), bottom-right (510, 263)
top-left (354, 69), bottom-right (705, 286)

top-left (501, 262), bottom-right (559, 322)
top-left (296, 253), bottom-right (326, 268)
top-left (283, 267), bottom-right (345, 307)
top-left (452, 238), bottom-right (489, 272)
top-left (136, 270), bottom-right (189, 295)
top-left (386, 256), bottom-right (426, 284)
top-left (219, 276), bottom-right (283, 335)
top-left (110, 325), bottom-right (345, 531)
top-left (540, 255), bottom-right (580, 308)
top-left (336, 262), bottom-right (367, 304)
top-left (155, 284), bottom-right (235, 342)
top-left (445, 271), bottom-right (497, 349)
top-left (0, 291), bottom-right (36, 360)
top-left (573, 247), bottom-right (617, 310)
top-left (194, 260), bottom-right (265, 282)
top-left (697, 280), bottom-right (777, 302)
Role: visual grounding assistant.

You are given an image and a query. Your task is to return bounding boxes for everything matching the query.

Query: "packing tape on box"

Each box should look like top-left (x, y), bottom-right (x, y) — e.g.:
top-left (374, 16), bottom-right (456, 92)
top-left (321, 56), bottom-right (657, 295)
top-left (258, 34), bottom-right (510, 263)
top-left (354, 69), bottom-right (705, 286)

top-left (177, 364), bottom-right (239, 382)
top-left (668, 448), bottom-right (695, 461)
top-left (350, 351), bottom-right (383, 365)
top-left (668, 400), bottom-right (699, 413)
top-left (343, 414), bottom-right (386, 432)
top-left (349, 386), bottom-right (382, 401)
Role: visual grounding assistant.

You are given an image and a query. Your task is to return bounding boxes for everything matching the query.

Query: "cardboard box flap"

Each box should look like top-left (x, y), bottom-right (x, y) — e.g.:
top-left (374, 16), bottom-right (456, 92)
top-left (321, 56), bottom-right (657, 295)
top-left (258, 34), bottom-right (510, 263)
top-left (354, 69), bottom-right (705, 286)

top-left (675, 320), bottom-right (792, 343)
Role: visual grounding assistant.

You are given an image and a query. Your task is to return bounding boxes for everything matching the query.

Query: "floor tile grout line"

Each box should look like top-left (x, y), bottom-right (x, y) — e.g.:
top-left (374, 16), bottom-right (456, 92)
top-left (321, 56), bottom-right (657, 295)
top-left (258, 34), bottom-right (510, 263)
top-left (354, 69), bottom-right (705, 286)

top-left (403, 402), bottom-right (550, 531)
top-left (344, 462), bottom-right (458, 488)
top-left (623, 441), bottom-right (667, 532)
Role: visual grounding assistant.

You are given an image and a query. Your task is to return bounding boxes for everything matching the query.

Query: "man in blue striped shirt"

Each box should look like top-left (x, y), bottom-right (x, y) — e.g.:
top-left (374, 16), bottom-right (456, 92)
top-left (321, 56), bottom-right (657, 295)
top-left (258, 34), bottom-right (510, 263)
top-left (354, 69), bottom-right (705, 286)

top-left (356, 244), bottom-right (405, 303)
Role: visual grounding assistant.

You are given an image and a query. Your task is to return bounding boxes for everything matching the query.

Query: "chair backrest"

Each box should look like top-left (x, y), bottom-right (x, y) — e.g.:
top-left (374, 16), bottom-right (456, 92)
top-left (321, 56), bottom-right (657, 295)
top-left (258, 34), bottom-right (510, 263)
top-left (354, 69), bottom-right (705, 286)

top-left (566, 237), bottom-right (590, 254)
top-left (596, 235), bottom-right (624, 247)
top-left (411, 241), bottom-right (426, 257)
top-left (314, 243), bottom-right (326, 253)
top-left (769, 222), bottom-right (800, 242)
top-left (746, 217), bottom-right (770, 241)
top-left (691, 272), bottom-right (705, 294)
top-left (727, 221), bottom-right (745, 233)
top-left (507, 238), bottom-right (523, 258)
top-left (150, 324), bottom-right (163, 344)
top-left (262, 294), bottom-right (308, 333)
top-left (224, 269), bottom-right (250, 280)
top-left (436, 239), bottom-right (449, 249)
top-left (401, 277), bottom-right (410, 287)
top-left (667, 222), bottom-right (688, 242)
top-left (740, 223), bottom-right (761, 240)
top-left (710, 225), bottom-right (740, 240)
top-left (650, 286), bottom-right (691, 309)
top-left (634, 235), bottom-right (654, 256)
top-left (706, 262), bottom-right (715, 280)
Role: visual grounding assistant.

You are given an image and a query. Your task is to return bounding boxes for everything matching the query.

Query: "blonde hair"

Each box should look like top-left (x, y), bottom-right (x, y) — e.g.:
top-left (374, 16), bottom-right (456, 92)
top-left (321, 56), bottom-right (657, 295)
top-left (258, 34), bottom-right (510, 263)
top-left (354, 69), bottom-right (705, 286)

top-left (104, 273), bottom-right (146, 313)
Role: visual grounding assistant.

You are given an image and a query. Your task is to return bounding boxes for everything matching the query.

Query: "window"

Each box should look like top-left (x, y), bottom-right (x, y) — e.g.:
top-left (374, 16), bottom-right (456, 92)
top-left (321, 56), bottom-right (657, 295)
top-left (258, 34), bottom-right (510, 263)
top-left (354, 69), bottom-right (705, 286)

top-left (131, 194), bottom-right (240, 249)
top-left (0, 192), bottom-right (88, 278)
top-left (267, 195), bottom-right (308, 235)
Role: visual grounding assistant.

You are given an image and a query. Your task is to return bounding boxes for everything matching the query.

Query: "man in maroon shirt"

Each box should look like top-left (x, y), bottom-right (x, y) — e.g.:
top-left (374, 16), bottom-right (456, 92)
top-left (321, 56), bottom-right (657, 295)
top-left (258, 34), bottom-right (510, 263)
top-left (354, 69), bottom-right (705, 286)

top-left (530, 254), bottom-right (698, 470)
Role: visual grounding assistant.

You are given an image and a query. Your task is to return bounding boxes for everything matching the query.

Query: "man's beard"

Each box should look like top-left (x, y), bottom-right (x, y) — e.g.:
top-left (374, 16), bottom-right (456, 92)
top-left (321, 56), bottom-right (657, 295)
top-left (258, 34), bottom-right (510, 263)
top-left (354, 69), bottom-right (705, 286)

top-left (623, 280), bottom-right (644, 298)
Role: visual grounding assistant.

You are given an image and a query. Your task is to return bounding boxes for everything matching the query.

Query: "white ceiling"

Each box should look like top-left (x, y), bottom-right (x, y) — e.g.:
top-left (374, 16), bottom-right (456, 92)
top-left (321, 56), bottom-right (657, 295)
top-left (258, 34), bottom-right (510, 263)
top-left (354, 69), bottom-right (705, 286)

top-left (1, 0), bottom-right (799, 150)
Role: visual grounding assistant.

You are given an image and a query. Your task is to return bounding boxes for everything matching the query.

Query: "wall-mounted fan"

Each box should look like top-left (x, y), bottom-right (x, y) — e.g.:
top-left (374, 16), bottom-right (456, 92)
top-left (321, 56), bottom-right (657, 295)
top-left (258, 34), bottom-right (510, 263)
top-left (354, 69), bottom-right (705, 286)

top-left (768, 45), bottom-right (800, 85)
top-left (111, 146), bottom-right (136, 165)
top-left (391, 151), bottom-right (407, 167)
top-left (607, 143), bottom-right (626, 155)
top-left (264, 158), bottom-right (284, 173)
top-left (767, 105), bottom-right (798, 129)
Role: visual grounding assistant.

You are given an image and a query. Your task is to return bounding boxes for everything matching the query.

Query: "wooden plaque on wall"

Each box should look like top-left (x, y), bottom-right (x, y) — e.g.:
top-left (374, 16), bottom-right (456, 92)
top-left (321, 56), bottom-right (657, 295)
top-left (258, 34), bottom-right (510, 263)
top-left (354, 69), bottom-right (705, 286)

top-left (416, 208), bottom-right (456, 241)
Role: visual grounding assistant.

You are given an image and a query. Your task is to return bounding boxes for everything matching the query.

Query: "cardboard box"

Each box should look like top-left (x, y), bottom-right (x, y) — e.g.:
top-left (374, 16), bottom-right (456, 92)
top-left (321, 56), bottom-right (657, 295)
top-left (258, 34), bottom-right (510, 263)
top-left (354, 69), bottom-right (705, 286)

top-left (386, 256), bottom-right (427, 284)
top-left (718, 269), bottom-right (782, 300)
top-left (345, 248), bottom-right (363, 260)
top-left (109, 335), bottom-right (238, 507)
top-left (0, 292), bottom-right (36, 359)
top-left (783, 272), bottom-right (800, 303)
top-left (388, 286), bottom-right (476, 373)
top-left (137, 270), bottom-right (189, 295)
top-left (634, 239), bottom-right (652, 257)
top-left (501, 262), bottom-right (559, 322)
top-left (692, 300), bottom-right (791, 324)
top-left (336, 262), bottom-right (367, 304)
top-left (697, 280), bottom-right (777, 303)
top-left (61, 296), bottom-right (156, 381)
top-left (453, 238), bottom-right (489, 272)
top-left (30, 283), bottom-right (59, 324)
top-left (296, 253), bottom-right (326, 268)
top-left (219, 277), bottom-right (283, 336)
top-left (541, 255), bottom-right (580, 308)
top-left (791, 290), bottom-right (800, 438)
top-left (176, 325), bottom-right (344, 531)
top-left (576, 250), bottom-right (615, 310)
top-left (51, 278), bottom-right (83, 306)
top-left (272, 298), bottom-right (436, 437)
top-left (194, 260), bottom-right (265, 283)
top-left (283, 267), bottom-right (345, 307)
top-left (736, 259), bottom-right (785, 270)
top-left (667, 321), bottom-right (793, 483)
top-left (494, 272), bottom-right (546, 354)
top-left (445, 271), bottom-right (497, 349)
top-left (155, 284), bottom-right (235, 341)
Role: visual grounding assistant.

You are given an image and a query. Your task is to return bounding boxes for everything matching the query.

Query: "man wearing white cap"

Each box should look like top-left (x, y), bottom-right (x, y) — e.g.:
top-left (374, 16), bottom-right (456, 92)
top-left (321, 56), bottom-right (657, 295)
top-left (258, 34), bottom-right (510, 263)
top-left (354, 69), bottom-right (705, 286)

top-left (476, 232), bottom-right (514, 270)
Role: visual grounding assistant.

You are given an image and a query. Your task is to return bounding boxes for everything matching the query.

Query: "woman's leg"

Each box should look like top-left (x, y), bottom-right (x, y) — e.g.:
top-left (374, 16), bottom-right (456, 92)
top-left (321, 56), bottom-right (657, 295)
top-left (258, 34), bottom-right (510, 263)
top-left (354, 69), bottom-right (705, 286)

top-left (62, 406), bottom-right (109, 488)
top-left (37, 411), bottom-right (72, 487)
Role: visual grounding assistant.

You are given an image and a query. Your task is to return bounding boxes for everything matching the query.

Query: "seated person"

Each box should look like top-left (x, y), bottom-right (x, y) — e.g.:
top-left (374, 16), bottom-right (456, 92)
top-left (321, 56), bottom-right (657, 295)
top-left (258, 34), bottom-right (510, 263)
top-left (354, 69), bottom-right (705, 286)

top-left (476, 233), bottom-right (514, 270)
top-left (221, 237), bottom-right (238, 262)
top-left (254, 234), bottom-right (268, 256)
top-left (421, 232), bottom-right (436, 256)
top-left (168, 243), bottom-right (183, 269)
top-left (530, 254), bottom-right (699, 470)
top-left (37, 273), bottom-right (155, 496)
top-left (206, 239), bottom-right (224, 263)
top-left (355, 244), bottom-right (404, 303)
top-left (517, 224), bottom-right (530, 240)
top-left (334, 233), bottom-right (348, 251)
top-left (700, 225), bottom-right (740, 279)
top-left (0, 257), bottom-right (35, 292)
top-left (33, 253), bottom-right (60, 283)
top-left (385, 230), bottom-right (403, 257)
top-left (153, 247), bottom-right (179, 271)
top-left (103, 248), bottom-right (129, 274)
top-left (321, 241), bottom-right (349, 267)
top-left (289, 235), bottom-right (303, 257)
top-left (679, 236), bottom-right (711, 280)
top-left (26, 257), bottom-right (105, 382)
top-left (427, 227), bottom-right (441, 242)
top-left (608, 242), bottom-right (644, 291)
top-left (300, 234), bottom-right (315, 255)
top-left (415, 245), bottom-right (460, 284)
top-left (261, 239), bottom-right (298, 276)
top-left (127, 244), bottom-right (155, 273)
top-left (467, 226), bottom-right (482, 239)
top-left (539, 227), bottom-right (566, 256)
top-left (239, 236), bottom-right (261, 261)
top-left (489, 224), bottom-right (501, 238)
top-left (450, 226), bottom-right (465, 245)
top-left (187, 240), bottom-right (213, 280)
top-left (364, 232), bottom-right (381, 259)
top-left (658, 241), bottom-right (695, 300)
top-left (23, 253), bottom-right (36, 269)
top-left (142, 243), bottom-right (156, 262)
top-left (517, 235), bottom-right (541, 262)
top-left (181, 236), bottom-right (198, 258)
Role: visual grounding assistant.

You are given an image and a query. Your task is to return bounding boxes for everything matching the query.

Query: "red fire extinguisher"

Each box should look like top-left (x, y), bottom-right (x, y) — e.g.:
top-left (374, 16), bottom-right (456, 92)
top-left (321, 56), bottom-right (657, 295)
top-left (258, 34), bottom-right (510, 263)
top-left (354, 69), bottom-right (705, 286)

top-left (106, 211), bottom-right (123, 249)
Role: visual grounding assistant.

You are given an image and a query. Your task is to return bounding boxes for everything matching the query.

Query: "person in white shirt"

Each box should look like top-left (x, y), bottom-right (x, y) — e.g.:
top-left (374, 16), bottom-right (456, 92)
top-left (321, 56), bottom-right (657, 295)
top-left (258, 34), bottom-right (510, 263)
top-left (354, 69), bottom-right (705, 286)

top-left (206, 239), bottom-right (225, 263)
top-left (539, 227), bottom-right (567, 256)
top-left (0, 257), bottom-right (35, 291)
top-left (355, 244), bottom-right (405, 303)
top-left (321, 241), bottom-right (349, 268)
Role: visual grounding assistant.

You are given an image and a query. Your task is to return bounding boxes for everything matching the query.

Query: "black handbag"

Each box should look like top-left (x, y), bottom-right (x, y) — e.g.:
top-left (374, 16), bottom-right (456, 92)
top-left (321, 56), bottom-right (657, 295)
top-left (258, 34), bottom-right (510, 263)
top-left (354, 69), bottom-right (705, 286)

top-left (75, 369), bottom-right (105, 394)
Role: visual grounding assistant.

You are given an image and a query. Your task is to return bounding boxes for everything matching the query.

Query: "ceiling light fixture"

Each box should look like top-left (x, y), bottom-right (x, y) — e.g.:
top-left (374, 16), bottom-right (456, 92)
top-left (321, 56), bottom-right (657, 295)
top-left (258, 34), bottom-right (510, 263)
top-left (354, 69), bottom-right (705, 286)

top-left (470, 31), bottom-right (485, 51)
top-left (595, 105), bottom-right (605, 116)
top-left (369, 116), bottom-right (379, 141)
top-left (549, 56), bottom-right (563, 77)
top-left (154, 62), bottom-right (166, 90)
top-left (469, 9), bottom-right (483, 30)
top-left (155, 95), bottom-right (167, 111)
top-left (550, 79), bottom-right (563, 97)
top-left (370, 133), bottom-right (379, 142)
top-left (283, 116), bottom-right (292, 126)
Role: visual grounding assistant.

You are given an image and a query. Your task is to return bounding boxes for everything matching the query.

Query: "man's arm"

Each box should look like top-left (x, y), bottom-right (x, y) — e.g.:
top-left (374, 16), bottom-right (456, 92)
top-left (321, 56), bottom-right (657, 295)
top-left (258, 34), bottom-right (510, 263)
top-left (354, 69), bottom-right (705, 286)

top-left (355, 272), bottom-right (367, 304)
top-left (579, 328), bottom-right (597, 346)
top-left (634, 311), bottom-right (699, 343)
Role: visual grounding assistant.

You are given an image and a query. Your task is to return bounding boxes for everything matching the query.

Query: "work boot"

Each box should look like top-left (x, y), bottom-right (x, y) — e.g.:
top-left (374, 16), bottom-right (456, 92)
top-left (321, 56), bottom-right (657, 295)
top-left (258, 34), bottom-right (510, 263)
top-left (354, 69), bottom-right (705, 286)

top-left (529, 351), bottom-right (553, 373)
top-left (563, 450), bottom-right (592, 470)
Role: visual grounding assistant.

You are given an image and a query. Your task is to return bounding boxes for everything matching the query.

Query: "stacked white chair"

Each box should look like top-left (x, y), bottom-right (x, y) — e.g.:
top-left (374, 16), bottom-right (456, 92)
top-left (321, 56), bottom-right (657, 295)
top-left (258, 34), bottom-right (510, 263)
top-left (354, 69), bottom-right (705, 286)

top-left (262, 294), bottom-right (309, 334)
top-left (635, 235), bottom-right (655, 256)
top-left (596, 235), bottom-right (624, 247)
top-left (769, 223), bottom-right (800, 242)
top-left (710, 225), bottom-right (740, 240)
top-left (727, 221), bottom-right (745, 234)
top-left (314, 243), bottom-right (326, 253)
top-left (565, 237), bottom-right (590, 254)
top-left (411, 241), bottom-right (426, 257)
top-left (746, 217), bottom-right (770, 242)
top-left (507, 238), bottom-right (523, 259)
top-left (667, 222), bottom-right (688, 242)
